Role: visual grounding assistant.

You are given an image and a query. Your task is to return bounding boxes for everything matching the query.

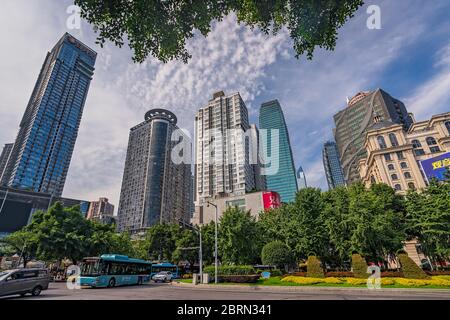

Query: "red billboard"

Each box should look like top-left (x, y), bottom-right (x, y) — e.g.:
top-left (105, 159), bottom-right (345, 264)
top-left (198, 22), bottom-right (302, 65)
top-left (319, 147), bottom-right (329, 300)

top-left (262, 191), bottom-right (281, 210)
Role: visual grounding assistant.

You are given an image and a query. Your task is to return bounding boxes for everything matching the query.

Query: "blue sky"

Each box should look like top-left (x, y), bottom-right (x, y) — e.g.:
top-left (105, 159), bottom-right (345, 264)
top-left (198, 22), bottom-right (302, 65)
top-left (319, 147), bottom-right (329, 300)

top-left (1, 0), bottom-right (450, 209)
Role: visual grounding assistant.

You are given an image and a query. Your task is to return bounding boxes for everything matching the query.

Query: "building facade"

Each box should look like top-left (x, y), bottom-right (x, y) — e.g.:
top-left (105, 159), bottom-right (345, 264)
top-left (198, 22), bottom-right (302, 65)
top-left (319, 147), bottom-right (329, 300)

top-left (333, 89), bottom-right (413, 185)
top-left (259, 100), bottom-right (298, 203)
top-left (296, 166), bottom-right (308, 190)
top-left (194, 92), bottom-right (258, 206)
top-left (322, 141), bottom-right (346, 189)
top-left (0, 144), bottom-right (13, 182)
top-left (117, 109), bottom-right (192, 234)
top-left (87, 197), bottom-right (115, 220)
top-left (359, 112), bottom-right (450, 193)
top-left (192, 191), bottom-right (281, 225)
top-left (0, 33), bottom-right (96, 197)
top-left (0, 186), bottom-right (90, 236)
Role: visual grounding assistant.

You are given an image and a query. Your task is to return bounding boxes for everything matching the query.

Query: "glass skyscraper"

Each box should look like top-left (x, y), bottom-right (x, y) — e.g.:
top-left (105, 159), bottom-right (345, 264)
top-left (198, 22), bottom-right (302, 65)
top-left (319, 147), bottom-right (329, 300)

top-left (0, 33), bottom-right (96, 197)
top-left (117, 109), bottom-right (193, 234)
top-left (259, 100), bottom-right (298, 203)
top-left (297, 166), bottom-right (308, 190)
top-left (322, 141), bottom-right (346, 189)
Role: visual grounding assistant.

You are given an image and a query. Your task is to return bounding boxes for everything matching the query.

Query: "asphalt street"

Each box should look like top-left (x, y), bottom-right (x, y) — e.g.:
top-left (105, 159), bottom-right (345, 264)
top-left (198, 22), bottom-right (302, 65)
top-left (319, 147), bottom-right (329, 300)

top-left (2, 282), bottom-right (449, 300)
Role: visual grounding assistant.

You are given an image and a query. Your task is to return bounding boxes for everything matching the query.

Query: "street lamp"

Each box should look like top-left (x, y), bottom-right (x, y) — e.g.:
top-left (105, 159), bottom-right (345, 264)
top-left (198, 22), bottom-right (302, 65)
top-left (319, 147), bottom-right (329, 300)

top-left (176, 219), bottom-right (203, 282)
top-left (207, 201), bottom-right (218, 284)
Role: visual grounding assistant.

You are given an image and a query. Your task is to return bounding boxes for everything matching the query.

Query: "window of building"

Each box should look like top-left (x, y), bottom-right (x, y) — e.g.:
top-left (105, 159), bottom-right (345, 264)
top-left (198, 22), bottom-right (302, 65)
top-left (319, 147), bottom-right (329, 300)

top-left (400, 162), bottom-right (408, 169)
top-left (396, 151), bottom-right (405, 160)
top-left (384, 153), bottom-right (392, 162)
top-left (404, 172), bottom-right (412, 179)
top-left (391, 174), bottom-right (399, 181)
top-left (388, 164), bottom-right (395, 171)
top-left (412, 140), bottom-right (422, 148)
top-left (414, 149), bottom-right (426, 156)
top-left (430, 146), bottom-right (441, 153)
top-left (408, 182), bottom-right (416, 190)
top-left (394, 184), bottom-right (402, 191)
top-left (426, 137), bottom-right (437, 146)
top-left (389, 133), bottom-right (399, 147)
top-left (377, 136), bottom-right (387, 149)
top-left (446, 121), bottom-right (450, 135)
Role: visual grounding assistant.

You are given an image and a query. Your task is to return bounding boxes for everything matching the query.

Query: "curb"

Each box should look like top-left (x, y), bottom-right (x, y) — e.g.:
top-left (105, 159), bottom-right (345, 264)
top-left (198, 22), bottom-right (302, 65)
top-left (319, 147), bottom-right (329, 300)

top-left (172, 281), bottom-right (450, 294)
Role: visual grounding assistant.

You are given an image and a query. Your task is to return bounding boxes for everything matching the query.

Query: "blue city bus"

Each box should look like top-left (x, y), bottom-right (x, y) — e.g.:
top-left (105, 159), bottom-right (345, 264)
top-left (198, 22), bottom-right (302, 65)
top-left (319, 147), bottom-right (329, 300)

top-left (151, 263), bottom-right (180, 279)
top-left (79, 254), bottom-right (152, 288)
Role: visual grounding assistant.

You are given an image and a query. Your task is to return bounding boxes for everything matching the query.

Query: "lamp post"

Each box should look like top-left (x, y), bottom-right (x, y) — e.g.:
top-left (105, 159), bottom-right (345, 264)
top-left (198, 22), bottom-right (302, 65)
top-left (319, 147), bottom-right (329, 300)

top-left (207, 201), bottom-right (218, 284)
top-left (176, 219), bottom-right (203, 282)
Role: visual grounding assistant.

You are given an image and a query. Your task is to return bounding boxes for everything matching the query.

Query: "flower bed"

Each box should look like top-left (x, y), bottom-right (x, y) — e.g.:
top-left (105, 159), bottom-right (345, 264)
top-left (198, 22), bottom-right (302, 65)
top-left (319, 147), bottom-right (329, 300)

top-left (218, 275), bottom-right (260, 283)
top-left (281, 275), bottom-right (450, 288)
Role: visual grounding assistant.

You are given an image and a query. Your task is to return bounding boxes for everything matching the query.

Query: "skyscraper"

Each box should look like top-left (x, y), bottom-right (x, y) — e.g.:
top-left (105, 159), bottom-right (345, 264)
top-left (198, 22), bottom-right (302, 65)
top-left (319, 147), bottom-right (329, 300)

top-left (0, 33), bottom-right (96, 197)
top-left (0, 144), bottom-right (13, 182)
top-left (322, 141), bottom-right (346, 189)
top-left (333, 89), bottom-right (413, 185)
top-left (87, 197), bottom-right (115, 220)
top-left (194, 91), bottom-right (257, 205)
top-left (296, 166), bottom-right (308, 190)
top-left (117, 109), bottom-right (192, 234)
top-left (259, 100), bottom-right (298, 203)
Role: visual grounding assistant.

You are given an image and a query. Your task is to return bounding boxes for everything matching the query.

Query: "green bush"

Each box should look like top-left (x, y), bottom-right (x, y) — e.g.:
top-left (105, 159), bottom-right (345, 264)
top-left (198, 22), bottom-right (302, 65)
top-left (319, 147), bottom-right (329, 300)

top-left (351, 253), bottom-right (368, 279)
top-left (398, 253), bottom-right (429, 279)
top-left (261, 241), bottom-right (293, 269)
top-left (306, 256), bottom-right (324, 278)
top-left (203, 265), bottom-right (256, 276)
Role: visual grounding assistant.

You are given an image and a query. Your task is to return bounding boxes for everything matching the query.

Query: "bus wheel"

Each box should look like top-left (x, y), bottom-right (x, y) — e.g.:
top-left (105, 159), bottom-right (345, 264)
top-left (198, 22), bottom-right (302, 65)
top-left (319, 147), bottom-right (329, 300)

top-left (108, 278), bottom-right (116, 288)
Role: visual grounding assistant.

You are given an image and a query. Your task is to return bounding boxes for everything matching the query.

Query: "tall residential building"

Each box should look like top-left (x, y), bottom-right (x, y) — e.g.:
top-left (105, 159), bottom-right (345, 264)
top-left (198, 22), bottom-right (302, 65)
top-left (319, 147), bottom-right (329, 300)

top-left (87, 197), bottom-right (115, 220)
top-left (117, 109), bottom-right (192, 234)
top-left (0, 33), bottom-right (96, 197)
top-left (296, 166), bottom-right (308, 190)
top-left (333, 89), bottom-right (413, 185)
top-left (194, 91), bottom-right (257, 206)
top-left (259, 100), bottom-right (298, 203)
top-left (322, 141), bottom-right (346, 189)
top-left (359, 112), bottom-right (450, 194)
top-left (0, 144), bottom-right (13, 182)
top-left (250, 124), bottom-right (267, 191)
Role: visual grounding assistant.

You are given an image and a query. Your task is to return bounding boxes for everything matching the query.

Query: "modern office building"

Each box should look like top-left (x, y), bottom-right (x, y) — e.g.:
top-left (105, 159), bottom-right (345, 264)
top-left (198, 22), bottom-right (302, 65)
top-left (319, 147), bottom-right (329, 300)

top-left (0, 33), bottom-right (96, 197)
top-left (87, 197), bottom-right (115, 220)
top-left (194, 91), bottom-right (258, 206)
top-left (359, 112), bottom-right (450, 194)
top-left (322, 141), bottom-right (346, 189)
top-left (0, 186), bottom-right (90, 236)
top-left (250, 124), bottom-right (267, 191)
top-left (296, 166), bottom-right (308, 190)
top-left (0, 144), bottom-right (13, 181)
top-left (117, 109), bottom-right (193, 234)
top-left (259, 100), bottom-right (298, 203)
top-left (333, 89), bottom-right (413, 185)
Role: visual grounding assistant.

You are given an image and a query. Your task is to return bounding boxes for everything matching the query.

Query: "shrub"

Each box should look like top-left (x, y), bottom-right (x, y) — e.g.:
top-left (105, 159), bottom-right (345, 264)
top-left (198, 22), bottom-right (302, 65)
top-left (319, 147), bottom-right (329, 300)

top-left (218, 275), bottom-right (260, 283)
top-left (351, 254), bottom-right (368, 279)
top-left (281, 276), bottom-right (323, 285)
top-left (325, 271), bottom-right (354, 278)
top-left (261, 241), bottom-right (293, 269)
top-left (398, 253), bottom-right (429, 279)
top-left (345, 278), bottom-right (367, 286)
top-left (203, 265), bottom-right (256, 276)
top-left (290, 272), bottom-right (307, 277)
top-left (426, 270), bottom-right (450, 276)
top-left (380, 271), bottom-right (404, 278)
top-left (306, 256), bottom-right (324, 278)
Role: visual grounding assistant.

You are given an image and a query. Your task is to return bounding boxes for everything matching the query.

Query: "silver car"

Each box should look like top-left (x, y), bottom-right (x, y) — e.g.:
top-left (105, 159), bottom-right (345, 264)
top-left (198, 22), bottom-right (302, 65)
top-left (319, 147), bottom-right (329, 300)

top-left (0, 268), bottom-right (51, 298)
top-left (152, 271), bottom-right (173, 283)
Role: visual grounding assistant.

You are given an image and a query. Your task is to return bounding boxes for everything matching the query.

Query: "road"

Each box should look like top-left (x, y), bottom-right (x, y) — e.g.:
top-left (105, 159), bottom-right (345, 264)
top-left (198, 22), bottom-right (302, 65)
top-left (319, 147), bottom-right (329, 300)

top-left (2, 282), bottom-right (450, 300)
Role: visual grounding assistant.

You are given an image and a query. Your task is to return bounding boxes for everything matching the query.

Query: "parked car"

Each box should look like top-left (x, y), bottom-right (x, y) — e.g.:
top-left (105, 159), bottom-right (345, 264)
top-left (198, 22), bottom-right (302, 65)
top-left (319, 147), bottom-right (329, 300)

top-left (152, 271), bottom-right (173, 283)
top-left (0, 268), bottom-right (51, 298)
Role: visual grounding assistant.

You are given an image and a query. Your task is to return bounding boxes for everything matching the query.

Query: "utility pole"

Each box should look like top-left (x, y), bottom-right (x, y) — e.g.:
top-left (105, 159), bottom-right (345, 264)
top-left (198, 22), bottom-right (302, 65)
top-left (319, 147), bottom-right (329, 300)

top-left (207, 201), bottom-right (218, 284)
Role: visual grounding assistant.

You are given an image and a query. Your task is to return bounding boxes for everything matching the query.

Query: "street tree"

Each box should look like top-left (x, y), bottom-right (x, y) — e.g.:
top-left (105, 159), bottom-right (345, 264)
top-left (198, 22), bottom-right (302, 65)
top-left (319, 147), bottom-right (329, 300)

top-left (75, 0), bottom-right (364, 63)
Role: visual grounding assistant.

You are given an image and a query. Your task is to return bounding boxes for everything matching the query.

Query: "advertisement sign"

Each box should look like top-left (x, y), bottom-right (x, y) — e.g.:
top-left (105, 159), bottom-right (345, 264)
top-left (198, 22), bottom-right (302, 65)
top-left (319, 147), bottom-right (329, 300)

top-left (420, 152), bottom-right (450, 182)
top-left (262, 192), bottom-right (281, 210)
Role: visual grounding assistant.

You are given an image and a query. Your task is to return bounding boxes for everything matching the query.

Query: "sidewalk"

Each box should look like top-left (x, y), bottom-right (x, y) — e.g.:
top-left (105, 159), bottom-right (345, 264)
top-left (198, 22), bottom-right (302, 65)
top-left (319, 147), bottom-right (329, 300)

top-left (172, 281), bottom-right (450, 294)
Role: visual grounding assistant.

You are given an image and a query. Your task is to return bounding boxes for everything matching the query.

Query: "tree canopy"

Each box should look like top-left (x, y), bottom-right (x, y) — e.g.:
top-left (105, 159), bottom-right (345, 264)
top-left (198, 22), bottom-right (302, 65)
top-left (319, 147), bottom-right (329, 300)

top-left (74, 0), bottom-right (364, 63)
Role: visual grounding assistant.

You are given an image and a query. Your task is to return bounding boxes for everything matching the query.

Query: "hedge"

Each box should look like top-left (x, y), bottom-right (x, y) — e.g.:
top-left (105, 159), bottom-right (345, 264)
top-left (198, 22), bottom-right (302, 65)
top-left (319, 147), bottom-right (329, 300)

top-left (306, 256), bottom-right (324, 278)
top-left (398, 253), bottom-right (429, 279)
top-left (351, 254), bottom-right (368, 279)
top-left (281, 276), bottom-right (450, 287)
top-left (203, 265), bottom-right (256, 276)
